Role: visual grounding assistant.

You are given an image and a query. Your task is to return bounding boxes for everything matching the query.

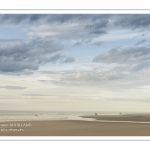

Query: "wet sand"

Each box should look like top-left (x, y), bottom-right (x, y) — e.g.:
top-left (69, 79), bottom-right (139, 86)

top-left (81, 114), bottom-right (150, 122)
top-left (1, 114), bottom-right (150, 136)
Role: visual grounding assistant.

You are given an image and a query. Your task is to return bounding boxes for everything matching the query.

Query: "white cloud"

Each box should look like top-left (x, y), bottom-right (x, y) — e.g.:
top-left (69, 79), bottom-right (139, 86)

top-left (26, 23), bottom-right (88, 39)
top-left (93, 46), bottom-right (150, 63)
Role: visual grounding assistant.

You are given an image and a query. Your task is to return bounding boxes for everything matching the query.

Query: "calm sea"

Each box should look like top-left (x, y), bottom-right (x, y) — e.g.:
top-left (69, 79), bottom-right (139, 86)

top-left (0, 110), bottom-right (121, 122)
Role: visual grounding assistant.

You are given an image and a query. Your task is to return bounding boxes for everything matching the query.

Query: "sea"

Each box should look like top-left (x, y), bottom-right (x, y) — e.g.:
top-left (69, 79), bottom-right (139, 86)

top-left (0, 110), bottom-right (121, 122)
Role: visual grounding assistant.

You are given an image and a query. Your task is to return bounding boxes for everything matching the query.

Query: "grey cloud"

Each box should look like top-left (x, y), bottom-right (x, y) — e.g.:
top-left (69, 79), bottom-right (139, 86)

top-left (73, 39), bottom-right (92, 46)
top-left (62, 57), bottom-right (75, 63)
top-left (0, 15), bottom-right (109, 40)
top-left (89, 29), bottom-right (107, 35)
top-left (24, 94), bottom-right (45, 96)
top-left (84, 39), bottom-right (92, 44)
top-left (132, 36), bottom-right (139, 40)
top-left (39, 62), bottom-right (150, 87)
top-left (92, 41), bottom-right (104, 47)
top-left (141, 34), bottom-right (145, 36)
top-left (134, 39), bottom-right (146, 46)
top-left (140, 33), bottom-right (148, 37)
top-left (0, 14), bottom-right (111, 24)
top-left (147, 43), bottom-right (150, 47)
top-left (3, 14), bottom-right (150, 43)
top-left (0, 15), bottom-right (109, 44)
top-left (93, 47), bottom-right (150, 63)
top-left (0, 58), bottom-right (38, 72)
top-left (48, 54), bottom-right (63, 63)
top-left (85, 19), bottom-right (109, 30)
top-left (0, 38), bottom-right (64, 57)
top-left (38, 80), bottom-right (51, 83)
top-left (60, 69), bottom-right (128, 83)
top-left (131, 61), bottom-right (150, 71)
top-left (1, 14), bottom-right (150, 30)
top-left (115, 14), bottom-right (150, 29)
top-left (84, 20), bottom-right (108, 35)
top-left (112, 62), bottom-right (150, 73)
top-left (60, 63), bottom-right (150, 83)
top-left (0, 86), bottom-right (27, 90)
top-left (0, 14), bottom-right (45, 24)
top-left (26, 38), bottom-right (64, 56)
top-left (47, 55), bottom-right (75, 64)
top-left (73, 40), bottom-right (84, 46)
top-left (132, 33), bottom-right (148, 40)
top-left (38, 79), bottom-right (72, 86)
top-left (0, 38), bottom-right (64, 72)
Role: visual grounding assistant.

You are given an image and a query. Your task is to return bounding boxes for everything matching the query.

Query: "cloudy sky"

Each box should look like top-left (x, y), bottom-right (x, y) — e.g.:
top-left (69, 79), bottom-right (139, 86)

top-left (0, 14), bottom-right (150, 112)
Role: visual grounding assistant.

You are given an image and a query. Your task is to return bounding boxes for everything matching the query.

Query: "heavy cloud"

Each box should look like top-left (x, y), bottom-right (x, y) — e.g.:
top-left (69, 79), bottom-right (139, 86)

top-left (0, 38), bottom-right (74, 72)
top-left (134, 39), bottom-right (146, 46)
top-left (1, 14), bottom-right (150, 30)
top-left (91, 41), bottom-right (104, 47)
top-left (93, 47), bottom-right (150, 63)
top-left (0, 14), bottom-right (111, 24)
top-left (114, 14), bottom-right (150, 29)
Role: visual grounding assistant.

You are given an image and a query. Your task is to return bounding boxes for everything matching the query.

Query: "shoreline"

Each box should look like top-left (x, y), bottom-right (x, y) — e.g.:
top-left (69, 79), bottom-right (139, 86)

top-left (1, 113), bottom-right (150, 123)
top-left (1, 114), bottom-right (150, 136)
top-left (81, 114), bottom-right (150, 122)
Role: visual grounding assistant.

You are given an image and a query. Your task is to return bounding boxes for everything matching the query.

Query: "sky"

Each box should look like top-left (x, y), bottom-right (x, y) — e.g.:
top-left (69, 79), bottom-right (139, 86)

top-left (0, 14), bottom-right (150, 112)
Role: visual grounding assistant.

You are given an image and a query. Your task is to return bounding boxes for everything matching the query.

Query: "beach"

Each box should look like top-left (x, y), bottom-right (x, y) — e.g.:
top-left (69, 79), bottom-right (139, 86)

top-left (81, 114), bottom-right (150, 122)
top-left (1, 114), bottom-right (150, 136)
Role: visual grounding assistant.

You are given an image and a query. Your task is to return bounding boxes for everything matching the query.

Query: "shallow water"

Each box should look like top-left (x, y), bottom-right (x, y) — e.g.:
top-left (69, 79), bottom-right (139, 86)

top-left (0, 110), bottom-right (120, 122)
top-left (1, 110), bottom-right (150, 124)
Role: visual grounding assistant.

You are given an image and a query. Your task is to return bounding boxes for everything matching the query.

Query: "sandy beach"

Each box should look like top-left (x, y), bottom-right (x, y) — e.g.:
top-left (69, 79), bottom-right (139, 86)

top-left (1, 114), bottom-right (150, 136)
top-left (81, 114), bottom-right (150, 122)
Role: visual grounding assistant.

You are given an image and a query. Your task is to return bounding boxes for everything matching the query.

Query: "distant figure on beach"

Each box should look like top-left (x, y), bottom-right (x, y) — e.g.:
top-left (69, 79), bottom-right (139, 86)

top-left (35, 114), bottom-right (38, 116)
top-left (119, 112), bottom-right (122, 115)
top-left (95, 112), bottom-right (98, 116)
